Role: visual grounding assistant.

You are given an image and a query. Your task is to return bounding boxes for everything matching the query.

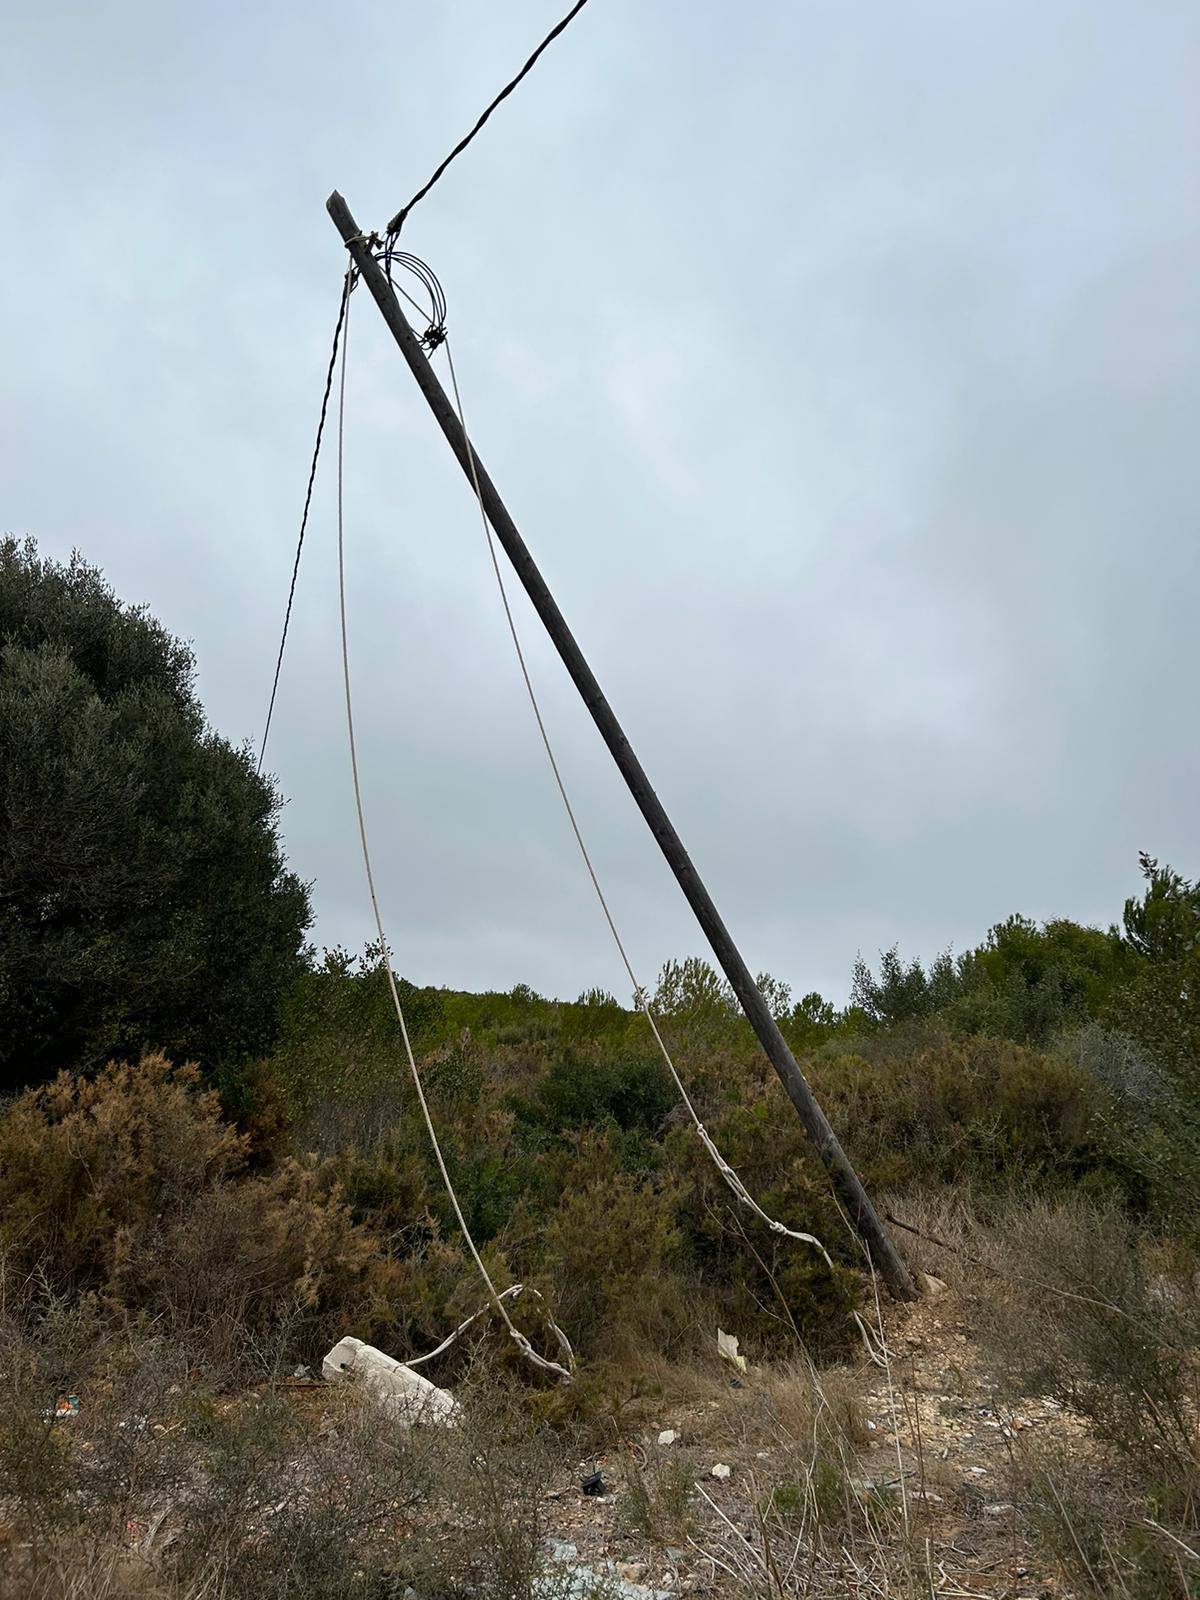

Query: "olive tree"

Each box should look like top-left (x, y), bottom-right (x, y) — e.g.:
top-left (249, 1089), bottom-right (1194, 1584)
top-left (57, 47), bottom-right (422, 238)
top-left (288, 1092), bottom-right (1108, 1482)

top-left (0, 538), bottom-right (310, 1088)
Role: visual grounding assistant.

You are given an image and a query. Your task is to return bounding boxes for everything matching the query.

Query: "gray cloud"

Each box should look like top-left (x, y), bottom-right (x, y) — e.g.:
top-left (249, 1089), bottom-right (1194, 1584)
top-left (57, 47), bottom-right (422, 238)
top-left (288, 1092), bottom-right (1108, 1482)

top-left (3, 0), bottom-right (1197, 1003)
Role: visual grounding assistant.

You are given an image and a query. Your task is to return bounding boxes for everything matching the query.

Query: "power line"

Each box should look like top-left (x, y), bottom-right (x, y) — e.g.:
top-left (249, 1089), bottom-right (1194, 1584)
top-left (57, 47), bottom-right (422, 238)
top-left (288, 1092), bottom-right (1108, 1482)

top-left (384, 0), bottom-right (593, 237)
top-left (257, 270), bottom-right (353, 775)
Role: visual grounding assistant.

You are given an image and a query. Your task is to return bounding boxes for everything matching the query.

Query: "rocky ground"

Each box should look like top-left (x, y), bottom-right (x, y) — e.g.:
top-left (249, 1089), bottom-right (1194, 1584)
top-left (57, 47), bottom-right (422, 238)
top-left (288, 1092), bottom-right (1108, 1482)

top-left (0, 1284), bottom-right (1109, 1599)
top-left (535, 1287), bottom-right (1095, 1600)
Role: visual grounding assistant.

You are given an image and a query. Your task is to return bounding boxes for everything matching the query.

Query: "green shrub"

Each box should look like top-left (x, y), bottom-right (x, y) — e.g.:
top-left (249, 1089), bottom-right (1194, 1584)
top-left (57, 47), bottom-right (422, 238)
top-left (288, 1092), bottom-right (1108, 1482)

top-left (271, 944), bottom-right (447, 1130)
top-left (812, 1025), bottom-right (1110, 1190)
top-left (537, 1132), bottom-right (686, 1357)
top-left (509, 1045), bottom-right (675, 1141)
top-left (666, 1102), bottom-right (860, 1356)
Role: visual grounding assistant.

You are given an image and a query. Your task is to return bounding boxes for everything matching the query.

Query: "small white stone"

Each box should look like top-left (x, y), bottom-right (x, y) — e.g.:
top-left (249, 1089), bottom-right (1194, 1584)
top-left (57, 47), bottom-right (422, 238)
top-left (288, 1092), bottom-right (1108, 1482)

top-left (658, 1429), bottom-right (679, 1446)
top-left (710, 1463), bottom-right (732, 1480)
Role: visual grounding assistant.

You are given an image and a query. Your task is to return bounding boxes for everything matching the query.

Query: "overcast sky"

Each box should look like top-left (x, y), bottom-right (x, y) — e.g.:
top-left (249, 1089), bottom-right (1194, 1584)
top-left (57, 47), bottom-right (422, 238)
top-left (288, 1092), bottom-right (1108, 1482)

top-left (4, 1), bottom-right (1198, 1004)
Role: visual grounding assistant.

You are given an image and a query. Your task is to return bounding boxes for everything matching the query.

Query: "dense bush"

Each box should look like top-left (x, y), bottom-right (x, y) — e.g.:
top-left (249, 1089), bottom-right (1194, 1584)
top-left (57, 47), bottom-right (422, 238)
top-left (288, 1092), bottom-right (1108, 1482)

top-left (812, 1025), bottom-right (1109, 1190)
top-left (509, 1046), bottom-right (676, 1142)
top-left (0, 1054), bottom-right (380, 1365)
top-left (255, 914), bottom-right (1173, 1364)
top-left (851, 916), bottom-right (1135, 1044)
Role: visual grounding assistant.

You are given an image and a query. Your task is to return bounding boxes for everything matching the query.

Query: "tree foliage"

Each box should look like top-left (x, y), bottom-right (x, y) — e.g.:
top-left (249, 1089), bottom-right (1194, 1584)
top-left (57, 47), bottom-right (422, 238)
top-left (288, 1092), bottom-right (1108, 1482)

top-left (852, 915), bottom-right (1135, 1045)
top-left (0, 538), bottom-right (310, 1087)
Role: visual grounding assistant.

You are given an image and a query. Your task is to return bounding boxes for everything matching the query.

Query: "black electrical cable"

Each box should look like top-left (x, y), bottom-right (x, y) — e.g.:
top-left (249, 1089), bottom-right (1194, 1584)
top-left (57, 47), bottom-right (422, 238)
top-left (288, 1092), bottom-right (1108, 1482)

top-left (384, 0), bottom-right (593, 238)
top-left (257, 270), bottom-right (354, 774)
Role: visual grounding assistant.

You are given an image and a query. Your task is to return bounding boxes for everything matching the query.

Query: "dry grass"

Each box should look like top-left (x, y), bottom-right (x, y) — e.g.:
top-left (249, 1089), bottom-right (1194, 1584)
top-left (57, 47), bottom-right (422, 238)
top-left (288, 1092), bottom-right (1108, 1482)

top-left (968, 1196), bottom-right (1200, 1599)
top-left (875, 1186), bottom-right (1200, 1600)
top-left (0, 1290), bottom-right (571, 1600)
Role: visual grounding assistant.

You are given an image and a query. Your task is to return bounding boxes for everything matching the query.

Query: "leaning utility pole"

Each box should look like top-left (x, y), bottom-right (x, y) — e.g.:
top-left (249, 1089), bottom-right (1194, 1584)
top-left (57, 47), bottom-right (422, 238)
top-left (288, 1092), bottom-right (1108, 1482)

top-left (326, 191), bottom-right (916, 1302)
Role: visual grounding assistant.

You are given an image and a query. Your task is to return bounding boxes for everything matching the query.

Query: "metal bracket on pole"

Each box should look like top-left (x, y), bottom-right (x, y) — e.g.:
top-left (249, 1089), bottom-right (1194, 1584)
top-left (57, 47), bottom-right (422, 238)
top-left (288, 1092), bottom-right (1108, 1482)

top-left (325, 191), bottom-right (917, 1302)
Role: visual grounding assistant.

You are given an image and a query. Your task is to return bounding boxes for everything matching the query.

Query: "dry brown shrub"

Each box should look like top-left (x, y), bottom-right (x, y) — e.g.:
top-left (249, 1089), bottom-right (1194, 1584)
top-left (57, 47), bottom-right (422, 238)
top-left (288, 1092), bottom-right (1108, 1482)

top-left (0, 1054), bottom-right (384, 1366)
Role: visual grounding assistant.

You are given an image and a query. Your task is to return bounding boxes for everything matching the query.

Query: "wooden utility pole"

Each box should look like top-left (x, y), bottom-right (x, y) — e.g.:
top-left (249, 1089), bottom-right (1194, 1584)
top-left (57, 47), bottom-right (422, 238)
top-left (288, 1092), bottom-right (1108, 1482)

top-left (326, 191), bottom-right (917, 1302)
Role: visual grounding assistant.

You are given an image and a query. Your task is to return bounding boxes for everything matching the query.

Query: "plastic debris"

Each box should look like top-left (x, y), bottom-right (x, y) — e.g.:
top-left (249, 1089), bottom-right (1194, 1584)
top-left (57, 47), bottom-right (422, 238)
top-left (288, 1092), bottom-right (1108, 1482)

top-left (657, 1428), bottom-right (679, 1446)
top-left (580, 1470), bottom-right (607, 1496)
top-left (716, 1329), bottom-right (747, 1373)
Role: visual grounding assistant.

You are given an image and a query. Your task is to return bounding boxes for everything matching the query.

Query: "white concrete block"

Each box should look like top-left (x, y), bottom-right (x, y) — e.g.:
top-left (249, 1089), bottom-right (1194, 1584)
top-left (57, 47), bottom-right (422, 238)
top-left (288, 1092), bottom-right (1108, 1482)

top-left (321, 1335), bottom-right (460, 1427)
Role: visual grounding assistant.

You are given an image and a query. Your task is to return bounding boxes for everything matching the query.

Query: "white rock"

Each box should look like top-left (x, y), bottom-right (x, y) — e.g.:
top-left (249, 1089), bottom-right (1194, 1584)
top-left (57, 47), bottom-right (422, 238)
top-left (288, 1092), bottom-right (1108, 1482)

top-left (321, 1336), bottom-right (460, 1427)
top-left (657, 1429), bottom-right (679, 1446)
top-left (710, 1463), bottom-right (732, 1480)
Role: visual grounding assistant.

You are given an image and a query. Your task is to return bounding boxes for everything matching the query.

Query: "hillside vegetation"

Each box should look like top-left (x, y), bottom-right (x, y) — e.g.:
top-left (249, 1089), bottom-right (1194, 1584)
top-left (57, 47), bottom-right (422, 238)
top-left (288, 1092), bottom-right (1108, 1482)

top-left (1, 540), bottom-right (1196, 1598)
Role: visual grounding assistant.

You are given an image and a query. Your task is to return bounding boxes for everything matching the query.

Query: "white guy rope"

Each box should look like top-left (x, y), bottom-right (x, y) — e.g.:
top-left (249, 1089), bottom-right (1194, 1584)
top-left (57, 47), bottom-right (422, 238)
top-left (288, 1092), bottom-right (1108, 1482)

top-left (441, 336), bottom-right (831, 1268)
top-left (334, 276), bottom-right (574, 1383)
